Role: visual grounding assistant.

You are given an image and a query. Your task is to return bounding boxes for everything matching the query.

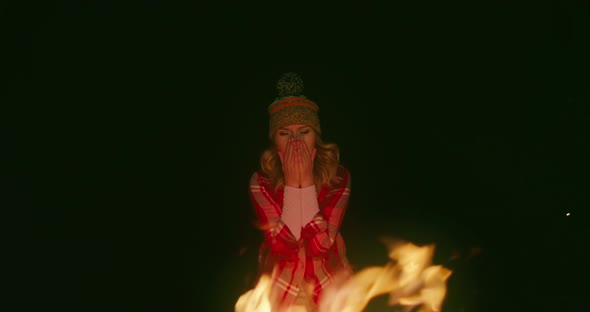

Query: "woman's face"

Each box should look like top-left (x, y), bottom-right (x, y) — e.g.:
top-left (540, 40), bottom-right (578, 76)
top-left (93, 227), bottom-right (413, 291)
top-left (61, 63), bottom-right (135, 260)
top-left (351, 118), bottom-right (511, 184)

top-left (274, 124), bottom-right (316, 154)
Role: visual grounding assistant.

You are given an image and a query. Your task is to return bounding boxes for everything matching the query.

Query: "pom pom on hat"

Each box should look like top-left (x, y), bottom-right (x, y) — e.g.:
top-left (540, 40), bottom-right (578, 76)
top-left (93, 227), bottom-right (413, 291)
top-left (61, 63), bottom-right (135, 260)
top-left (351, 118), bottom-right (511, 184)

top-left (276, 72), bottom-right (305, 97)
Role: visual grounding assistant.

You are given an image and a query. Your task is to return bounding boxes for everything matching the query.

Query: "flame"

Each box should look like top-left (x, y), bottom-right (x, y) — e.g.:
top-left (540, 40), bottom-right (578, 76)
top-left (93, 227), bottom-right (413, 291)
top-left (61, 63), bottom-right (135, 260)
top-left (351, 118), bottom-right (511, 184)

top-left (235, 274), bottom-right (272, 312)
top-left (235, 238), bottom-right (452, 312)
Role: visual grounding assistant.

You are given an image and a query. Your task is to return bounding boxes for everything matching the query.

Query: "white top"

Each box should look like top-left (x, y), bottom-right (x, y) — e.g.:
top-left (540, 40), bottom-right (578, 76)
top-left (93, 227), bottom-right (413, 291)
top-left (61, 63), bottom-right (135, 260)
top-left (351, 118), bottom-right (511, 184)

top-left (281, 185), bottom-right (320, 240)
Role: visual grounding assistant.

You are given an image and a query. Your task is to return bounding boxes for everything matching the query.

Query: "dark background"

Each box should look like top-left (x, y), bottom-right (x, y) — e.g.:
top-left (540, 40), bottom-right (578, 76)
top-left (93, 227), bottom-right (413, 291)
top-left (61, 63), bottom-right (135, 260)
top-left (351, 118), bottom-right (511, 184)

top-left (9, 1), bottom-right (588, 312)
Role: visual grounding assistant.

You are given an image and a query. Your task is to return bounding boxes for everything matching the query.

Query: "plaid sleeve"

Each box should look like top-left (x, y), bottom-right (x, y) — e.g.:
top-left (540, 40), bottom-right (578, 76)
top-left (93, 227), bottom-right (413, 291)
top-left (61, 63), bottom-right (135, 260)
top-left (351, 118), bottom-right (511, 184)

top-left (301, 167), bottom-right (351, 256)
top-left (249, 172), bottom-right (299, 258)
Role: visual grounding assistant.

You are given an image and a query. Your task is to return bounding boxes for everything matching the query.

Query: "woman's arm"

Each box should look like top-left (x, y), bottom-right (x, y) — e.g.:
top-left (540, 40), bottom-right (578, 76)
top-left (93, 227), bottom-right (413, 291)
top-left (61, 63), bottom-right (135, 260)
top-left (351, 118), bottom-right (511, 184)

top-left (301, 167), bottom-right (351, 256)
top-left (249, 172), bottom-right (299, 258)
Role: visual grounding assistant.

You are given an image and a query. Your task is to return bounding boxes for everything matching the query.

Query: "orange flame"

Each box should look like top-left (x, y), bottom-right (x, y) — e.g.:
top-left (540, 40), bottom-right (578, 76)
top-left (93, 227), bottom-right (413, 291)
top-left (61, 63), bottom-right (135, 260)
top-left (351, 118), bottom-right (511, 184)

top-left (235, 238), bottom-right (452, 312)
top-left (235, 274), bottom-right (273, 312)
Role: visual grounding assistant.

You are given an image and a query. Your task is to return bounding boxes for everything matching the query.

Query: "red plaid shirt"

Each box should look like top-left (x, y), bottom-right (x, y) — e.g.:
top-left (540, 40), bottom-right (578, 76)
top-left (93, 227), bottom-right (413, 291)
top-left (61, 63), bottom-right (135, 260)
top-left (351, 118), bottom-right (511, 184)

top-left (249, 165), bottom-right (352, 310)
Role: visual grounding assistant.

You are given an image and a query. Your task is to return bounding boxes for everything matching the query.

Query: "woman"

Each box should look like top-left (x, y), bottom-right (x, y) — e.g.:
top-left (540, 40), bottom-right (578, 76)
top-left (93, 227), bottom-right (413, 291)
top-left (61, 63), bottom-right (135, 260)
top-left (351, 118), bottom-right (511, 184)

top-left (249, 72), bottom-right (352, 311)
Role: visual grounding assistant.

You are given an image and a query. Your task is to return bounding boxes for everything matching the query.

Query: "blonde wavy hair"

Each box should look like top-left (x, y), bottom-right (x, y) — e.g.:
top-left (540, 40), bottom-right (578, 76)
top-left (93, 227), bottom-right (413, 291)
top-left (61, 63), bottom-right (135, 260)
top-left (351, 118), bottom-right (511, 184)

top-left (260, 132), bottom-right (340, 191)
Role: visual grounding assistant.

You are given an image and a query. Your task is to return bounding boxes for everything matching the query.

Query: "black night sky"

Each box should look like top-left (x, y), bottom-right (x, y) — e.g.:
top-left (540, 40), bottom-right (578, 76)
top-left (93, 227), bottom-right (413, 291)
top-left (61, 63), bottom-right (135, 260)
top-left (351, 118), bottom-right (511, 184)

top-left (12, 2), bottom-right (588, 312)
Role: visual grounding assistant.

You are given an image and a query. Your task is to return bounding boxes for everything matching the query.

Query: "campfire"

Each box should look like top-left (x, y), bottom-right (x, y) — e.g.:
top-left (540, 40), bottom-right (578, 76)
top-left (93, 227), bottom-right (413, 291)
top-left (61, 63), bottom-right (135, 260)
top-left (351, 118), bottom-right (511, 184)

top-left (235, 238), bottom-right (452, 312)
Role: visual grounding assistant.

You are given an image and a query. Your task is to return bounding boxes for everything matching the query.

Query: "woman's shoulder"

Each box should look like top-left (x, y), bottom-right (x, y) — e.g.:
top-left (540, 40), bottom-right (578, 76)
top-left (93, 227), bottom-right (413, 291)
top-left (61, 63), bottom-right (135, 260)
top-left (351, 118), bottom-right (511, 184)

top-left (332, 165), bottom-right (351, 188)
top-left (336, 165), bottom-right (350, 178)
top-left (250, 170), bottom-right (271, 186)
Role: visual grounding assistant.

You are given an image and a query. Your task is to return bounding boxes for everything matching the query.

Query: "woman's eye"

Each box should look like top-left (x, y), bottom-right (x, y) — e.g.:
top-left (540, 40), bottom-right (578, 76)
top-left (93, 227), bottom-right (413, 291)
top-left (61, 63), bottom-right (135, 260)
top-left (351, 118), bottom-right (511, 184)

top-left (279, 132), bottom-right (290, 136)
top-left (300, 131), bottom-right (309, 135)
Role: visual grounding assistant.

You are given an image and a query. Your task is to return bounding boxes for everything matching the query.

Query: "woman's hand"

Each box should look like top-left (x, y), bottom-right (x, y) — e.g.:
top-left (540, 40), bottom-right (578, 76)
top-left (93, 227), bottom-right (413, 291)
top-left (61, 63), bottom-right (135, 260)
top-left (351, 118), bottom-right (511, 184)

top-left (278, 138), bottom-right (300, 187)
top-left (297, 138), bottom-right (316, 188)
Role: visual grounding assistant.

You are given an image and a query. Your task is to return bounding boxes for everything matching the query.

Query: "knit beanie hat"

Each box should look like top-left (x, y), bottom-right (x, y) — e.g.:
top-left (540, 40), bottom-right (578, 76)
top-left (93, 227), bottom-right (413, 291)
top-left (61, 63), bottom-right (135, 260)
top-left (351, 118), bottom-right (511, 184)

top-left (268, 72), bottom-right (321, 138)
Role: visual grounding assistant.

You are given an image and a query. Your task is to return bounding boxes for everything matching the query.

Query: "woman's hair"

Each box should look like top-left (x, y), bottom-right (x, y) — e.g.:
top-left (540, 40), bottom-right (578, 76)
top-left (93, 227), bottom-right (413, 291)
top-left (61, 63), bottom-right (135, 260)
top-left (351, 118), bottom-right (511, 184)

top-left (260, 132), bottom-right (340, 191)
